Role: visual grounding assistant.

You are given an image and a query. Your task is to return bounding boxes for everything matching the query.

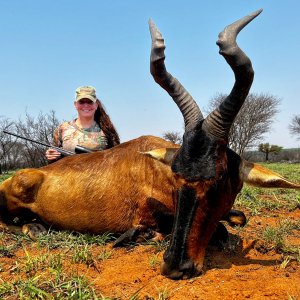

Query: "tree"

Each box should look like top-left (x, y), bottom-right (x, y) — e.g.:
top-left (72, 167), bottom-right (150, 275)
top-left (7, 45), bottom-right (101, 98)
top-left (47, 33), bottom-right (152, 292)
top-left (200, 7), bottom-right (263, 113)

top-left (258, 143), bottom-right (283, 161)
top-left (289, 115), bottom-right (300, 140)
top-left (0, 117), bottom-right (12, 173)
top-left (162, 131), bottom-right (182, 144)
top-left (208, 92), bottom-right (280, 156)
top-left (1, 111), bottom-right (61, 170)
top-left (14, 110), bottom-right (60, 168)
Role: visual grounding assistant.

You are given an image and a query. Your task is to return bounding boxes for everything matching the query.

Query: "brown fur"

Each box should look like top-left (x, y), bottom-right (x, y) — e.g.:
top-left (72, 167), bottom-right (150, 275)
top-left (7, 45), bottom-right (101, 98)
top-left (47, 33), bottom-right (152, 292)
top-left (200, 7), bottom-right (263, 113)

top-left (0, 135), bottom-right (298, 244)
top-left (0, 136), bottom-right (178, 234)
top-left (0, 136), bottom-right (298, 234)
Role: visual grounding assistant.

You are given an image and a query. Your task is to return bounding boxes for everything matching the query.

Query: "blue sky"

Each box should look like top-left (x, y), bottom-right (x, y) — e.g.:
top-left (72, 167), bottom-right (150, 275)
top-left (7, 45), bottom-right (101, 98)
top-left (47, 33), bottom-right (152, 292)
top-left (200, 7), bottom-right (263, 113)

top-left (0, 1), bottom-right (299, 148)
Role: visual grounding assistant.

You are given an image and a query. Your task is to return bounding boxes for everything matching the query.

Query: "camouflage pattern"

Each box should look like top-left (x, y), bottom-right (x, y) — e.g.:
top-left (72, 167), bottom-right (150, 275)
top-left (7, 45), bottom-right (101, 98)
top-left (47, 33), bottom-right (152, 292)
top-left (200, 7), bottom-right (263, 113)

top-left (52, 120), bottom-right (107, 152)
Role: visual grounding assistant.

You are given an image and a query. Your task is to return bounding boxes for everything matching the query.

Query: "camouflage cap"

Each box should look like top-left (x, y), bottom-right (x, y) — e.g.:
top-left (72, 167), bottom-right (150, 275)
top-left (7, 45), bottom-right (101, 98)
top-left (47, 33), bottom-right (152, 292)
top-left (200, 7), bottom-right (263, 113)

top-left (75, 86), bottom-right (97, 102)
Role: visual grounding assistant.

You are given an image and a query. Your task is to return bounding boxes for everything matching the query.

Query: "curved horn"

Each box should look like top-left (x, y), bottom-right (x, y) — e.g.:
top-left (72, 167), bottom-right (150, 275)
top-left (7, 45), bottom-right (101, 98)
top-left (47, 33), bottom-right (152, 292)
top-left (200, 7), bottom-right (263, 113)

top-left (202, 9), bottom-right (263, 140)
top-left (149, 19), bottom-right (203, 132)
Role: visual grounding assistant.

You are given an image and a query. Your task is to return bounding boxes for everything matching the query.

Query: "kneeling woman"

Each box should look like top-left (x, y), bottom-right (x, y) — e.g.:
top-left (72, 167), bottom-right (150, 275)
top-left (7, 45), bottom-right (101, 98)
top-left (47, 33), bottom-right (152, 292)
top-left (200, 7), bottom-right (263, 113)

top-left (46, 86), bottom-right (120, 162)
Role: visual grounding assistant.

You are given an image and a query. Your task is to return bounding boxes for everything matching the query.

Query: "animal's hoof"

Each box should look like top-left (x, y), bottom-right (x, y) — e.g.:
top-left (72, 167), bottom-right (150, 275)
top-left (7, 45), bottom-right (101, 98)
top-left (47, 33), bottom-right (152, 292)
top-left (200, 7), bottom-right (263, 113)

top-left (225, 210), bottom-right (247, 227)
top-left (113, 228), bottom-right (138, 247)
top-left (113, 226), bottom-right (161, 247)
top-left (22, 223), bottom-right (47, 240)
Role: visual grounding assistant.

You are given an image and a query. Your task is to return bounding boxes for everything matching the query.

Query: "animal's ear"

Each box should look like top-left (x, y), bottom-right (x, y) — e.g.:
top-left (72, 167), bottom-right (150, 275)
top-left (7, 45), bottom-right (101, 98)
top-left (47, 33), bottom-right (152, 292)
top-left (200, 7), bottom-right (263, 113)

top-left (240, 160), bottom-right (300, 189)
top-left (140, 148), bottom-right (178, 165)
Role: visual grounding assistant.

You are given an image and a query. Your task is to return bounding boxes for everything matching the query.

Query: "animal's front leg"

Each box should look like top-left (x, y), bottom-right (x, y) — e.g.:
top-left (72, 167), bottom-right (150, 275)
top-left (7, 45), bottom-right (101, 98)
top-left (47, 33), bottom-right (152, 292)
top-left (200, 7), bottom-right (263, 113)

top-left (209, 222), bottom-right (229, 248)
top-left (113, 197), bottom-right (174, 247)
top-left (209, 210), bottom-right (247, 247)
top-left (113, 225), bottom-right (164, 247)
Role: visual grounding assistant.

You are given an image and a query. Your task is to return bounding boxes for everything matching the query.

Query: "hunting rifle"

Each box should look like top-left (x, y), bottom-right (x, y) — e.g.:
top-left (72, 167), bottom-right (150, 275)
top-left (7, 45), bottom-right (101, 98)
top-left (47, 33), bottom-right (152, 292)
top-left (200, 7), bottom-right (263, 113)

top-left (3, 130), bottom-right (94, 157)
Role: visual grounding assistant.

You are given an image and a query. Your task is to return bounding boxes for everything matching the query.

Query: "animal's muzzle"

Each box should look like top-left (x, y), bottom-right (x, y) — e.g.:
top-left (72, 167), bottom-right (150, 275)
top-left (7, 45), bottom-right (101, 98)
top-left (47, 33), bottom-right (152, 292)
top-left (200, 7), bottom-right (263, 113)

top-left (160, 259), bottom-right (201, 280)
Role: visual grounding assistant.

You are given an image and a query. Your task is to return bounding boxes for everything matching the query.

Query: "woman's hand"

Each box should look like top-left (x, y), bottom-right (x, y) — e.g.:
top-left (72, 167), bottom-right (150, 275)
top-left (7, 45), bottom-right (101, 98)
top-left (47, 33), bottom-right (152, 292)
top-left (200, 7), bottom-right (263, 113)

top-left (45, 148), bottom-right (61, 161)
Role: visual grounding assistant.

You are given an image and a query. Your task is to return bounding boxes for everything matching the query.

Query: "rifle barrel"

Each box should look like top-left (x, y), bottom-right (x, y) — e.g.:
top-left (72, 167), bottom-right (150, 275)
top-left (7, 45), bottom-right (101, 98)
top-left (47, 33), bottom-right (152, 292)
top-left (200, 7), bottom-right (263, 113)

top-left (3, 130), bottom-right (75, 156)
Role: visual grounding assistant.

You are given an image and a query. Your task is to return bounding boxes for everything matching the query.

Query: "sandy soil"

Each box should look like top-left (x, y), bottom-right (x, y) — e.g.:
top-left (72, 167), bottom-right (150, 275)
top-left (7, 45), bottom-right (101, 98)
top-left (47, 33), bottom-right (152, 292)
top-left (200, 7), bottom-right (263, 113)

top-left (1, 209), bottom-right (299, 299)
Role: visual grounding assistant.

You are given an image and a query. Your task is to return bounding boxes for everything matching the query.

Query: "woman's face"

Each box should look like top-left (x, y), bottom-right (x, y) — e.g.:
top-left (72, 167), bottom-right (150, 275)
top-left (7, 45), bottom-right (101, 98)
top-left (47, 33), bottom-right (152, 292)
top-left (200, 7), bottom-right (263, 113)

top-left (74, 98), bottom-right (98, 118)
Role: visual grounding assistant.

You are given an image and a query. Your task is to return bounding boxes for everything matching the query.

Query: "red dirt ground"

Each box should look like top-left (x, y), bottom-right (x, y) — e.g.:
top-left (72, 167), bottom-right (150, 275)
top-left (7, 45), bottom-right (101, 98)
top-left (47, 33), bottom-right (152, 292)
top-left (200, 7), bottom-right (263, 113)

top-left (1, 209), bottom-right (300, 299)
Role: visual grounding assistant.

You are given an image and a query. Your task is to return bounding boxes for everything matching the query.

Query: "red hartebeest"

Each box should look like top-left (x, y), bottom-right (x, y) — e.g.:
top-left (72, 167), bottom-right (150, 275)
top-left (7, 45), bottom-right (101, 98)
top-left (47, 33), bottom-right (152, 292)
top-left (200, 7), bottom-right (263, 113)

top-left (148, 9), bottom-right (300, 279)
top-left (0, 9), bottom-right (299, 280)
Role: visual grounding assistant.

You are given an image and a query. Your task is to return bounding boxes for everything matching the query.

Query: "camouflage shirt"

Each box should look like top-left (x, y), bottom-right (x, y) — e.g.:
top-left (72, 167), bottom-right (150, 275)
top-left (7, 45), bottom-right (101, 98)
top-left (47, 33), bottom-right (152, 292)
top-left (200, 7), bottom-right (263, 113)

top-left (52, 120), bottom-right (108, 152)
